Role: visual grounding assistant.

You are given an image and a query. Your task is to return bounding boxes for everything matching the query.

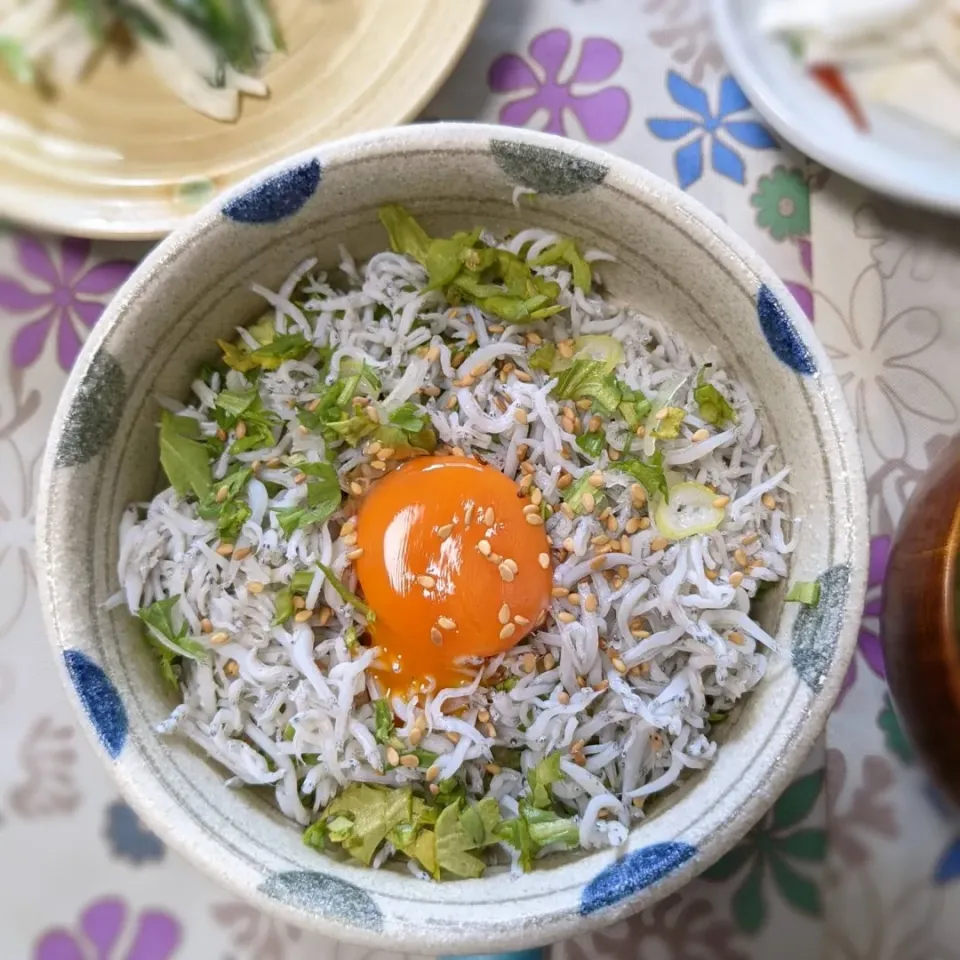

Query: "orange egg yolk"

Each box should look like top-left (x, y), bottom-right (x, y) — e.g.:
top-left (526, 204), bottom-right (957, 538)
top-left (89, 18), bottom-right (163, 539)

top-left (354, 456), bottom-right (553, 693)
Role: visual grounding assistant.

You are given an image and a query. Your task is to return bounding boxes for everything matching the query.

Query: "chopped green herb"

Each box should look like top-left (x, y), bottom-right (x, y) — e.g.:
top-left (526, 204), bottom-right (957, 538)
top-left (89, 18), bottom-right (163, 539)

top-left (528, 751), bottom-right (563, 808)
top-left (529, 343), bottom-right (557, 371)
top-left (562, 471), bottom-right (605, 516)
top-left (551, 359), bottom-right (621, 412)
top-left (218, 331), bottom-right (313, 373)
top-left (379, 204), bottom-right (431, 264)
top-left (786, 581), bottom-right (821, 606)
top-left (137, 595), bottom-right (209, 666)
top-left (215, 388), bottom-right (258, 419)
top-left (322, 783), bottom-right (414, 866)
top-left (576, 429), bottom-right (606, 459)
top-left (531, 238), bottom-right (593, 291)
top-left (618, 386), bottom-right (653, 430)
top-left (302, 818), bottom-right (328, 851)
top-left (374, 700), bottom-right (394, 744)
top-left (388, 403), bottom-right (427, 433)
top-left (651, 406), bottom-right (686, 440)
top-left (271, 586), bottom-right (295, 626)
top-left (694, 371), bottom-right (736, 427)
top-left (159, 411), bottom-right (213, 500)
top-left (616, 451), bottom-right (669, 503)
top-left (315, 562), bottom-right (375, 622)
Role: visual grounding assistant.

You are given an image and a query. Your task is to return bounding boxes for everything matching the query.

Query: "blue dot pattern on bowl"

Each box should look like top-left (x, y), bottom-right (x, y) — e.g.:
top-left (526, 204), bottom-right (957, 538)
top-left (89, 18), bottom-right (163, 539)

top-left (223, 159), bottom-right (322, 224)
top-left (580, 841), bottom-right (696, 916)
top-left (490, 140), bottom-right (608, 195)
top-left (63, 650), bottom-right (127, 759)
top-left (757, 284), bottom-right (816, 376)
top-left (55, 349), bottom-right (126, 468)
top-left (792, 564), bottom-right (851, 693)
top-left (259, 871), bottom-right (383, 931)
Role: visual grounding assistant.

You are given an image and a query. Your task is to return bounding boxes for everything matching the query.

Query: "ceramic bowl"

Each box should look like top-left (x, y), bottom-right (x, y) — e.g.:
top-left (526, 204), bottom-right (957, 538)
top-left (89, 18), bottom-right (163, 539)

top-left (37, 123), bottom-right (868, 956)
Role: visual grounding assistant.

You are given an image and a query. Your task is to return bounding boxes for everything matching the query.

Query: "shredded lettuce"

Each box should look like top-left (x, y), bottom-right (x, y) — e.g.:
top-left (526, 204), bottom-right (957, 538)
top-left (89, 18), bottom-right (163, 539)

top-left (694, 370), bottom-right (736, 427)
top-left (551, 359), bottom-right (622, 412)
top-left (786, 581), bottom-right (821, 606)
top-left (373, 700), bottom-right (394, 743)
top-left (576, 430), bottom-right (605, 459)
top-left (615, 451), bottom-right (669, 503)
top-left (218, 331), bottom-right (314, 373)
top-left (137, 595), bottom-right (209, 669)
top-left (651, 406), bottom-right (686, 440)
top-left (562, 472), bottom-right (606, 516)
top-left (159, 411), bottom-right (212, 500)
top-left (531, 238), bottom-right (593, 291)
top-left (529, 343), bottom-right (557, 371)
top-left (527, 751), bottom-right (563, 808)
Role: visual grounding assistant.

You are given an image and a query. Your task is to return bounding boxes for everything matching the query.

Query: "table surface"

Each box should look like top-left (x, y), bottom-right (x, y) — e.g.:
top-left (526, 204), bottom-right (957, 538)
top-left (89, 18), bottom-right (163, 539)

top-left (2, 1), bottom-right (959, 958)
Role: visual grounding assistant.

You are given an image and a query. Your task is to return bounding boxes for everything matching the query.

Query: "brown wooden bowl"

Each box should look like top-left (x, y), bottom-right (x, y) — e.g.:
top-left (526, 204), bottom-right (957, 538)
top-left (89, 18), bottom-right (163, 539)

top-left (882, 434), bottom-right (960, 805)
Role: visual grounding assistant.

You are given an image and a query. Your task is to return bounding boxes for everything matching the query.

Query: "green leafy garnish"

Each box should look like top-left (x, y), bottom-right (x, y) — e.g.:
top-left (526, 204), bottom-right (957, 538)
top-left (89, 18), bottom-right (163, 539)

top-left (551, 359), bottom-right (621, 413)
top-left (215, 388), bottom-right (259, 419)
top-left (531, 238), bottom-right (592, 291)
top-left (651, 406), bottom-right (686, 440)
top-left (528, 752), bottom-right (563, 808)
top-left (137, 595), bottom-right (209, 671)
top-left (562, 472), bottom-right (605, 516)
top-left (786, 581), bottom-right (821, 606)
top-left (616, 451), bottom-right (669, 503)
top-left (271, 585), bottom-right (295, 626)
top-left (434, 798), bottom-right (502, 879)
top-left (379, 204), bottom-right (431, 264)
top-left (576, 430), bottom-right (605, 459)
top-left (618, 387), bottom-right (653, 431)
top-left (315, 562), bottom-right (375, 621)
top-left (159, 411), bottom-right (212, 500)
top-left (496, 802), bottom-right (579, 871)
top-left (300, 461), bottom-right (342, 517)
top-left (529, 343), bottom-right (557, 371)
top-left (0, 38), bottom-right (35, 84)
top-left (218, 331), bottom-right (314, 373)
top-left (374, 700), bottom-right (394, 744)
top-left (302, 818), bottom-right (328, 851)
top-left (322, 784), bottom-right (413, 866)
top-left (694, 371), bottom-right (736, 427)
top-left (388, 403), bottom-right (427, 433)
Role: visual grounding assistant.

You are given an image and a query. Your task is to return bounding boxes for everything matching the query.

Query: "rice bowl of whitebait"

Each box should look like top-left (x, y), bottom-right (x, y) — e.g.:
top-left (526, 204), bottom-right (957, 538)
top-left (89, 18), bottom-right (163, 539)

top-left (38, 124), bottom-right (867, 954)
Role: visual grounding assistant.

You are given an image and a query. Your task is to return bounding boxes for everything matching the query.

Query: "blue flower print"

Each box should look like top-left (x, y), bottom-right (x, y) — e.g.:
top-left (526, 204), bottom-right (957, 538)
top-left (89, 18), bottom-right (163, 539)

top-left (104, 800), bottom-right (166, 865)
top-left (647, 72), bottom-right (778, 189)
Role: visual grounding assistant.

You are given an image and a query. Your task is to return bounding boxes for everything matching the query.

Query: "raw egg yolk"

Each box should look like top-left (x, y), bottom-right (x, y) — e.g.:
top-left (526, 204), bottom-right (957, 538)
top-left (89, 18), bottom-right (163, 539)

top-left (354, 456), bottom-right (552, 693)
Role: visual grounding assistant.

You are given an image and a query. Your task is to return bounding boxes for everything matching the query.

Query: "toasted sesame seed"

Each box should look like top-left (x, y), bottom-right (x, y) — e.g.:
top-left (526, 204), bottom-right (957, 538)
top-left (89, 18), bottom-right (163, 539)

top-left (521, 652), bottom-right (537, 673)
top-left (570, 739), bottom-right (585, 755)
top-left (499, 623), bottom-right (516, 641)
top-left (503, 558), bottom-right (518, 574)
top-left (499, 562), bottom-right (516, 583)
top-left (200, 618), bottom-right (213, 633)
top-left (523, 503), bottom-right (539, 516)
top-left (742, 532), bottom-right (760, 546)
top-left (370, 459), bottom-right (387, 472)
top-left (565, 592), bottom-right (580, 607)
top-left (446, 395), bottom-right (458, 410)
top-left (531, 487), bottom-right (543, 505)
top-left (498, 603), bottom-right (511, 625)
top-left (584, 594), bottom-right (598, 613)
top-left (346, 548), bottom-right (365, 561)
top-left (612, 657), bottom-right (628, 674)
top-left (430, 627), bottom-right (443, 646)
top-left (216, 542), bottom-right (234, 556)
top-left (605, 515), bottom-right (618, 533)
top-left (341, 533), bottom-right (358, 547)
top-left (484, 763), bottom-right (502, 776)
top-left (513, 408), bottom-right (528, 425)
top-left (437, 617), bottom-right (456, 631)
top-left (399, 754), bottom-right (419, 767)
top-left (762, 493), bottom-right (778, 510)
top-left (215, 485), bottom-right (230, 503)
top-left (489, 552), bottom-right (503, 564)
top-left (447, 731), bottom-right (461, 744)
top-left (215, 428), bottom-right (227, 442)
top-left (235, 420), bottom-right (247, 440)
top-left (484, 506), bottom-right (495, 526)
top-left (232, 546), bottom-right (253, 561)
top-left (557, 341), bottom-right (574, 358)
top-left (318, 607), bottom-right (332, 626)
top-left (630, 484), bottom-right (647, 506)
top-left (638, 517), bottom-right (651, 530)
top-left (525, 513), bottom-right (544, 526)
top-left (415, 713), bottom-right (428, 732)
top-left (543, 653), bottom-right (556, 670)
top-left (386, 746), bottom-right (400, 765)
top-left (437, 523), bottom-right (454, 539)
top-left (713, 495), bottom-right (730, 509)
top-left (729, 571), bottom-right (744, 587)
top-left (581, 491), bottom-right (596, 513)
top-left (416, 574), bottom-right (436, 589)
top-left (464, 504), bottom-right (474, 524)
top-left (477, 709), bottom-right (491, 723)
top-left (593, 679), bottom-right (610, 693)
top-left (589, 556), bottom-right (606, 572)
top-left (556, 611), bottom-right (576, 624)
top-left (350, 481), bottom-right (363, 496)
top-left (705, 569), bottom-right (719, 581)
top-left (482, 722), bottom-right (497, 739)
top-left (573, 750), bottom-right (586, 766)
top-left (294, 609), bottom-right (314, 623)
top-left (428, 783), bottom-right (440, 795)
top-left (728, 631), bottom-right (745, 646)
top-left (224, 660), bottom-right (239, 677)
top-left (475, 540), bottom-right (491, 559)
top-left (209, 630), bottom-right (229, 646)
top-left (734, 548), bottom-right (749, 567)
top-left (365, 405), bottom-right (380, 423)
top-left (650, 536), bottom-right (669, 552)
top-left (408, 727), bottom-right (423, 747)
top-left (557, 690), bottom-right (571, 705)
top-left (692, 428), bottom-right (710, 442)
top-left (293, 595), bottom-right (306, 610)
top-left (557, 473), bottom-right (573, 490)
top-left (425, 345), bottom-right (440, 363)
top-left (538, 553), bottom-right (551, 570)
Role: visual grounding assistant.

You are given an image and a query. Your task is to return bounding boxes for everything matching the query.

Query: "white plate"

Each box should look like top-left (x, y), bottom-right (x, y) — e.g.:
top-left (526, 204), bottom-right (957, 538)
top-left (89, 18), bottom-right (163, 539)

top-left (710, 0), bottom-right (960, 213)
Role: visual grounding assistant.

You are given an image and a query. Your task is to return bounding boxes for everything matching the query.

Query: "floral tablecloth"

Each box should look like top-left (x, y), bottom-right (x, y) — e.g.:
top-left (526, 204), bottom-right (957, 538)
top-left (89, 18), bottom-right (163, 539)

top-left (2, 1), bottom-right (959, 957)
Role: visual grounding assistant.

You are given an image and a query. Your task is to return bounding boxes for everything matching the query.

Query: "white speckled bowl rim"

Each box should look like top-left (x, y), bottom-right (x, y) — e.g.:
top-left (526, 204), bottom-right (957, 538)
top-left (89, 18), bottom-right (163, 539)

top-left (37, 123), bottom-right (868, 955)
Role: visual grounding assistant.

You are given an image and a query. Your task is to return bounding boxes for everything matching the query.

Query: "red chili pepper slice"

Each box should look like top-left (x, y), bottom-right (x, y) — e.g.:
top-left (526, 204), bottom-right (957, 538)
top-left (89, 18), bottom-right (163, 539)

top-left (809, 64), bottom-right (869, 132)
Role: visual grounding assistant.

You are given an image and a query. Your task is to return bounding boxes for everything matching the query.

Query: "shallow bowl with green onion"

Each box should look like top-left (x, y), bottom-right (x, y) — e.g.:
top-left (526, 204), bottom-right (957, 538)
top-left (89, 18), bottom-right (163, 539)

top-left (37, 123), bottom-right (867, 956)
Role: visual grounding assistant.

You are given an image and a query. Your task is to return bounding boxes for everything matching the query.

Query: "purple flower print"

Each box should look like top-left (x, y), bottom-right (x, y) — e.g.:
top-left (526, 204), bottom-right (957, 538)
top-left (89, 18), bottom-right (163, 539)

top-left (35, 898), bottom-right (180, 960)
top-left (0, 234), bottom-right (134, 371)
top-left (835, 535), bottom-right (890, 708)
top-left (488, 29), bottom-right (631, 142)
